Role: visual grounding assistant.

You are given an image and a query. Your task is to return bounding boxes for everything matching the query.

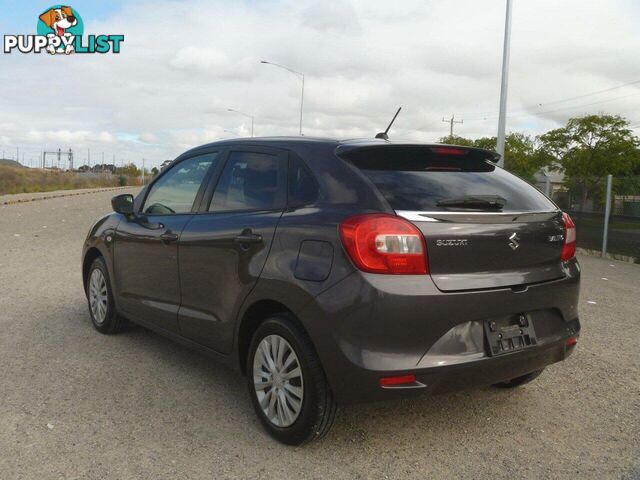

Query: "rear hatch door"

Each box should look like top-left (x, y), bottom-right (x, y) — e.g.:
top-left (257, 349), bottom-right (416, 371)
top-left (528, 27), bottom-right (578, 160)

top-left (338, 144), bottom-right (566, 291)
top-left (402, 210), bottom-right (565, 291)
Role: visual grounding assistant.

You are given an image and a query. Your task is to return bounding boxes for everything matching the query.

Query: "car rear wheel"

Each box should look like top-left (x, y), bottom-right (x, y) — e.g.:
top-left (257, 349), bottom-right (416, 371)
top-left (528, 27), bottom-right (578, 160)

top-left (86, 257), bottom-right (128, 334)
top-left (247, 313), bottom-right (337, 445)
top-left (492, 368), bottom-right (544, 388)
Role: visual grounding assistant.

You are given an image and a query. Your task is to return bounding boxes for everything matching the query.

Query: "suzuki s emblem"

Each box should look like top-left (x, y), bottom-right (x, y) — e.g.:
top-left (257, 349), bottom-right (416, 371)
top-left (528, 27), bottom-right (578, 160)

top-left (508, 232), bottom-right (520, 250)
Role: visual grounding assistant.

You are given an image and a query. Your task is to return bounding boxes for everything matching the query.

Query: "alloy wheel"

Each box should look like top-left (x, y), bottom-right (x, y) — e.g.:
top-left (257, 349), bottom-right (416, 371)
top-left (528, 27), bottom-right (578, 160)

top-left (253, 334), bottom-right (304, 427)
top-left (89, 268), bottom-right (108, 325)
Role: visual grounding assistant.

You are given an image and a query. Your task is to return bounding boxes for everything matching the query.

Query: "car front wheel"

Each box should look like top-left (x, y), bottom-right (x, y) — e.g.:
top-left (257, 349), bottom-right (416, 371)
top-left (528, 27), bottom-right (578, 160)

top-left (86, 256), bottom-right (128, 334)
top-left (247, 314), bottom-right (337, 445)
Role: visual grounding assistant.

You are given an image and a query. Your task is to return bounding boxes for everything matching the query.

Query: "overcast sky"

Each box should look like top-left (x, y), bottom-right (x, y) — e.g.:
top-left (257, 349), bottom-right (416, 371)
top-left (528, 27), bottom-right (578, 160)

top-left (1, 0), bottom-right (639, 168)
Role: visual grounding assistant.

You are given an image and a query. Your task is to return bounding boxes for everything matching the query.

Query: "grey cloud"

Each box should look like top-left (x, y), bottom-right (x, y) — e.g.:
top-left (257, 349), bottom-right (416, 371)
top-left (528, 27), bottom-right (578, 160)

top-left (0, 0), bottom-right (638, 168)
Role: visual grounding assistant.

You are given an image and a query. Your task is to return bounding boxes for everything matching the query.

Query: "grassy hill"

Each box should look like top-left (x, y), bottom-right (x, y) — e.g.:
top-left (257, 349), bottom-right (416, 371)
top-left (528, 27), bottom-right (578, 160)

top-left (0, 159), bottom-right (25, 168)
top-left (0, 166), bottom-right (126, 195)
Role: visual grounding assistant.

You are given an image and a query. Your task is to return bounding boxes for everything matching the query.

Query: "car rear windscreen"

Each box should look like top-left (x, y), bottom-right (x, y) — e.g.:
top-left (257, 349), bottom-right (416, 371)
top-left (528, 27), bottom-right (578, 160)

top-left (340, 146), bottom-right (556, 212)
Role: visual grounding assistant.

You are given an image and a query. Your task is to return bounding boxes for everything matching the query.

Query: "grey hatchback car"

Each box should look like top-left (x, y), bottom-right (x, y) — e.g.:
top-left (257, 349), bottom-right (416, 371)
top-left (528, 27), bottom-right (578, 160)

top-left (82, 137), bottom-right (580, 444)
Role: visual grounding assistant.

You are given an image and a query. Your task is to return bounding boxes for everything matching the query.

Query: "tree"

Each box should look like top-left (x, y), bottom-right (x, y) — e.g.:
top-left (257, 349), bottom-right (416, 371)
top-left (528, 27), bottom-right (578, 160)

top-left (439, 134), bottom-right (474, 146)
top-left (538, 115), bottom-right (639, 209)
top-left (471, 137), bottom-right (496, 151)
top-left (115, 162), bottom-right (141, 177)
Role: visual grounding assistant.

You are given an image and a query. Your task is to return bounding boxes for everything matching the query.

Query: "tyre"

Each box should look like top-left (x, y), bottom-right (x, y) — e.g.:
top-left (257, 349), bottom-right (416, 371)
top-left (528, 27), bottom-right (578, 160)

top-left (492, 368), bottom-right (544, 388)
top-left (247, 313), bottom-right (337, 445)
top-left (86, 256), bottom-right (128, 334)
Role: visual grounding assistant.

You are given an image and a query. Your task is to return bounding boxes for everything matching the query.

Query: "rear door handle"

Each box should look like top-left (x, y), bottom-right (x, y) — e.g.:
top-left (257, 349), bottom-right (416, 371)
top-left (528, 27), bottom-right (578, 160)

top-left (234, 231), bottom-right (263, 245)
top-left (160, 232), bottom-right (179, 243)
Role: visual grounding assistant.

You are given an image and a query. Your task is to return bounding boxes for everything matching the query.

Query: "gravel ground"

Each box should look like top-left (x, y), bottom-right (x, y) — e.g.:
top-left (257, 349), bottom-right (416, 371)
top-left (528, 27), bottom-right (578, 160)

top-left (0, 189), bottom-right (638, 480)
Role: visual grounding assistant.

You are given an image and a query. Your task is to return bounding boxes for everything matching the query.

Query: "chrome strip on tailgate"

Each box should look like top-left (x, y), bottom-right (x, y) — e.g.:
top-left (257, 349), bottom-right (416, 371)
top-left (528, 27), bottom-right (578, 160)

top-left (396, 210), bottom-right (559, 222)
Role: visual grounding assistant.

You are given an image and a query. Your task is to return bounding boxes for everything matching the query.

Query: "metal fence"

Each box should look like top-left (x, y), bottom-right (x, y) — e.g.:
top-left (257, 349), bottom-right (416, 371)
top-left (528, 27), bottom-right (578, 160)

top-left (546, 175), bottom-right (640, 261)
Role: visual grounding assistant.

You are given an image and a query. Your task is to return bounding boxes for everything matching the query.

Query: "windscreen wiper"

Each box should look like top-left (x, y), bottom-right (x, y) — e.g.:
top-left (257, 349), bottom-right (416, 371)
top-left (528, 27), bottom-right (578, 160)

top-left (436, 195), bottom-right (506, 211)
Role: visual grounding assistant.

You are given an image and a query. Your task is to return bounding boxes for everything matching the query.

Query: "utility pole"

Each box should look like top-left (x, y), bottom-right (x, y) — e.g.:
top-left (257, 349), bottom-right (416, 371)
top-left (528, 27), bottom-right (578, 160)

top-left (142, 158), bottom-right (145, 185)
top-left (442, 115), bottom-right (463, 137)
top-left (16, 147), bottom-right (19, 162)
top-left (88, 148), bottom-right (91, 168)
top-left (496, 0), bottom-right (513, 168)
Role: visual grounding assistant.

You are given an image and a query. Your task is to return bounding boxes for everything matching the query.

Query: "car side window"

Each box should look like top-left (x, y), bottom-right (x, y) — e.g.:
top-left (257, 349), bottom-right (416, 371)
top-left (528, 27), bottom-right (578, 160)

top-left (143, 153), bottom-right (217, 215)
top-left (209, 151), bottom-right (287, 212)
top-left (289, 156), bottom-right (318, 207)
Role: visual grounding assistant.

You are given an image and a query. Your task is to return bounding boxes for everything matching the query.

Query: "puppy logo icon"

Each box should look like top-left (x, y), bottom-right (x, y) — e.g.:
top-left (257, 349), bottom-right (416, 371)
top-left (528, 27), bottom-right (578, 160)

top-left (3, 6), bottom-right (123, 55)
top-left (37, 5), bottom-right (83, 54)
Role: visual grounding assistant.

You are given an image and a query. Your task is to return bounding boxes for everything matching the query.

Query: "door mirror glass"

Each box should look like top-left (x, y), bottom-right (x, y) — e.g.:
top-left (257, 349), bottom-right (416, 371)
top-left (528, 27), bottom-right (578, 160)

top-left (112, 194), bottom-right (134, 215)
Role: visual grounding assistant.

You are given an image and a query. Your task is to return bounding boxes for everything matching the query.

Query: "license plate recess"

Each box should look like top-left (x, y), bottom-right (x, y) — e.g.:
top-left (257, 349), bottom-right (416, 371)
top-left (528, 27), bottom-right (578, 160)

top-left (484, 314), bottom-right (537, 356)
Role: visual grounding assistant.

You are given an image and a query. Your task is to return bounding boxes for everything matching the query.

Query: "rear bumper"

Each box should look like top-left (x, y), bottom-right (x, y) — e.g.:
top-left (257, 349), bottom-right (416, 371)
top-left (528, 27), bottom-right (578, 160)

top-left (407, 333), bottom-right (577, 396)
top-left (300, 258), bottom-right (581, 404)
top-left (342, 334), bottom-right (577, 403)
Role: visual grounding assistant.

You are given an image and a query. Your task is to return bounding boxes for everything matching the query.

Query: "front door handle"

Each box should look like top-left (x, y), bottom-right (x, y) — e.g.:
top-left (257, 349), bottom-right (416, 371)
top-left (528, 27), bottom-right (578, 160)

top-left (234, 230), bottom-right (263, 245)
top-left (160, 232), bottom-right (179, 243)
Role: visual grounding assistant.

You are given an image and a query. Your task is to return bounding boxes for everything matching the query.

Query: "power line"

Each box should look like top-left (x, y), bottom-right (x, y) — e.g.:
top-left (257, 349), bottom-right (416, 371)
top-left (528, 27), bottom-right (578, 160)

top-left (464, 78), bottom-right (640, 120)
top-left (466, 91), bottom-right (640, 122)
top-left (507, 91), bottom-right (640, 119)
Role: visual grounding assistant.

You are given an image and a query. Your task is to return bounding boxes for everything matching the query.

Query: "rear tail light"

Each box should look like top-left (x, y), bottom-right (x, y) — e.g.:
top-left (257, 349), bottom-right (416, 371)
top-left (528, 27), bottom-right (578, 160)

top-left (561, 212), bottom-right (576, 261)
top-left (339, 213), bottom-right (428, 274)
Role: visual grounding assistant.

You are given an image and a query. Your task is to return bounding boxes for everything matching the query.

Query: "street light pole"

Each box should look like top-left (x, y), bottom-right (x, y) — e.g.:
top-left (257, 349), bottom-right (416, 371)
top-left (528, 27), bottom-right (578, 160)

top-left (260, 60), bottom-right (305, 135)
top-left (299, 73), bottom-right (305, 137)
top-left (227, 108), bottom-right (254, 137)
top-left (496, 0), bottom-right (513, 168)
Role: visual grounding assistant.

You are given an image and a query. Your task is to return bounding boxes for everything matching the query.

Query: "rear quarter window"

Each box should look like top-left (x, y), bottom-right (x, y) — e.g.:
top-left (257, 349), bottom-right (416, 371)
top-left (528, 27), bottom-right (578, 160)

top-left (340, 146), bottom-right (556, 212)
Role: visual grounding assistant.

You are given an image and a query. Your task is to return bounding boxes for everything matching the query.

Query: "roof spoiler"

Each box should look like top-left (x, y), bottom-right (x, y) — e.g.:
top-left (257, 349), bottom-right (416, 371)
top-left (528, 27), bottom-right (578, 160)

top-left (336, 143), bottom-right (501, 164)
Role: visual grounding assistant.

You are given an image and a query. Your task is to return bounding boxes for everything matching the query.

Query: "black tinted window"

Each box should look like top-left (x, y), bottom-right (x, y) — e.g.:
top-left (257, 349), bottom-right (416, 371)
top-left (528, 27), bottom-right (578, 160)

top-left (143, 153), bottom-right (216, 215)
top-left (209, 151), bottom-right (286, 212)
top-left (289, 156), bottom-right (318, 206)
top-left (342, 147), bottom-right (555, 212)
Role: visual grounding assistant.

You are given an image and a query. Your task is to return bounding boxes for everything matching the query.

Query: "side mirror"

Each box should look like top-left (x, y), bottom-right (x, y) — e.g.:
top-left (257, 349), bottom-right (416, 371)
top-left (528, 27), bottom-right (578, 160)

top-left (111, 194), bottom-right (134, 215)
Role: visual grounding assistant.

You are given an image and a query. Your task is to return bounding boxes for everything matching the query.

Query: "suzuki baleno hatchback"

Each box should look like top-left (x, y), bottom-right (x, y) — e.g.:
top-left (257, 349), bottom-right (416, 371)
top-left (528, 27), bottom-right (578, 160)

top-left (82, 137), bottom-right (580, 444)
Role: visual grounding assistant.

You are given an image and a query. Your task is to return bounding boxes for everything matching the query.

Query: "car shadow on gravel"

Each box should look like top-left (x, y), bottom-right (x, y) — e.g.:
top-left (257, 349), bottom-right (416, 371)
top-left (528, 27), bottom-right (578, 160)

top-left (113, 326), bottom-right (530, 444)
top-left (67, 303), bottom-right (539, 450)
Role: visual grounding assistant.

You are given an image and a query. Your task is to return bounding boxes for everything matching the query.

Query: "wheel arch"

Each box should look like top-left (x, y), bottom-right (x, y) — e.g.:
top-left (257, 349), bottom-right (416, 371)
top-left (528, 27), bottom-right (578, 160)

top-left (82, 247), bottom-right (104, 292)
top-left (237, 298), bottom-right (313, 376)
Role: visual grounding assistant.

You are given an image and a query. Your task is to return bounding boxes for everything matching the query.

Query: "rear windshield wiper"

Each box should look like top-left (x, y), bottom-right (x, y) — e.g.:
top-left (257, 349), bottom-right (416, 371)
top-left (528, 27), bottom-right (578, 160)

top-left (436, 195), bottom-right (506, 211)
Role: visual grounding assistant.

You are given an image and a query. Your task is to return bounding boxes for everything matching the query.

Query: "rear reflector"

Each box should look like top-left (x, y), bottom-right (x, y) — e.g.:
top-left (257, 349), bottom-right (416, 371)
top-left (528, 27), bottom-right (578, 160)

top-left (339, 213), bottom-right (428, 274)
top-left (379, 374), bottom-right (417, 387)
top-left (561, 212), bottom-right (576, 261)
top-left (565, 336), bottom-right (578, 348)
